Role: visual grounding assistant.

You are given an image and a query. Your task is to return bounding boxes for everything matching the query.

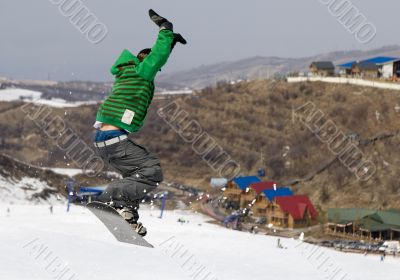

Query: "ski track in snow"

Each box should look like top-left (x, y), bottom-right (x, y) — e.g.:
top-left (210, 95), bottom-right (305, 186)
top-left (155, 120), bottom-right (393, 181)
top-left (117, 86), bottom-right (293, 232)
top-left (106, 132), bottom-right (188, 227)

top-left (0, 205), bottom-right (399, 280)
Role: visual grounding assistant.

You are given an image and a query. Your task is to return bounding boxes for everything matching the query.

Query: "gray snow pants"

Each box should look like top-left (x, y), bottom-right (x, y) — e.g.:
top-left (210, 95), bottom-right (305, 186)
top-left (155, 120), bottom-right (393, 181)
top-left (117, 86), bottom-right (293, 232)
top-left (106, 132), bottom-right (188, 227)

top-left (95, 137), bottom-right (163, 221)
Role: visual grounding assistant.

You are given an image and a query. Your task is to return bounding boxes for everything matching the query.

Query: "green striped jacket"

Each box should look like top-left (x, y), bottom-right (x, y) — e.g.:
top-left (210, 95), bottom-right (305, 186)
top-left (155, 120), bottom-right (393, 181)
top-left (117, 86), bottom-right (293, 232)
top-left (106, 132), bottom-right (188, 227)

top-left (96, 30), bottom-right (174, 132)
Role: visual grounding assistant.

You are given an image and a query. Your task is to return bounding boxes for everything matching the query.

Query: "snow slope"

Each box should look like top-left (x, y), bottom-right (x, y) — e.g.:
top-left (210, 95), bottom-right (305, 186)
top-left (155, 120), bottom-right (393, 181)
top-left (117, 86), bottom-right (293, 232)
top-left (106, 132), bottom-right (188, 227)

top-left (0, 88), bottom-right (42, 101)
top-left (0, 88), bottom-right (97, 107)
top-left (44, 167), bottom-right (121, 179)
top-left (0, 205), bottom-right (399, 280)
top-left (43, 168), bottom-right (85, 177)
top-left (0, 175), bottom-right (64, 205)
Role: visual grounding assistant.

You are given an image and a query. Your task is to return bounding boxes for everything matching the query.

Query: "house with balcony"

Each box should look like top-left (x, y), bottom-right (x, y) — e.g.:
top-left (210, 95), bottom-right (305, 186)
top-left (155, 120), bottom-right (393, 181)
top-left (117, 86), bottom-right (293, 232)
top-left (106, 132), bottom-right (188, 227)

top-left (223, 176), bottom-right (260, 209)
top-left (251, 187), bottom-right (293, 219)
top-left (240, 181), bottom-right (279, 209)
top-left (268, 195), bottom-right (318, 228)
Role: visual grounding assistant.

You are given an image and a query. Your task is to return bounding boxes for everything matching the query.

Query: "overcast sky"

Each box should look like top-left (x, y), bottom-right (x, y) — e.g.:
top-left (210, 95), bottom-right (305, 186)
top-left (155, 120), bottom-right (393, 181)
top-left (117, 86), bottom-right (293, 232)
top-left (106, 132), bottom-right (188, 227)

top-left (0, 0), bottom-right (398, 81)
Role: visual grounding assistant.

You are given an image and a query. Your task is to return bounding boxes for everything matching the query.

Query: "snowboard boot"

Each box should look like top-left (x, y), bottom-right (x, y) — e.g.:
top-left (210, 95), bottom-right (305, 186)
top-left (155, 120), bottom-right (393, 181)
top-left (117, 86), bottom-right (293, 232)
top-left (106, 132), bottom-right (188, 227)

top-left (116, 207), bottom-right (147, 237)
top-left (131, 222), bottom-right (147, 237)
top-left (116, 207), bottom-right (135, 222)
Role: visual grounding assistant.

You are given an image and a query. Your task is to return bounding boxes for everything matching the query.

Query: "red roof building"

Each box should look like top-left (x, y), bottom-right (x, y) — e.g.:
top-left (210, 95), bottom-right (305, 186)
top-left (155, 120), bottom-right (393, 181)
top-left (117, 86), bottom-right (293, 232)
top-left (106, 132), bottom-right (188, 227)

top-left (276, 195), bottom-right (318, 219)
top-left (250, 181), bottom-right (279, 194)
top-left (268, 195), bottom-right (318, 228)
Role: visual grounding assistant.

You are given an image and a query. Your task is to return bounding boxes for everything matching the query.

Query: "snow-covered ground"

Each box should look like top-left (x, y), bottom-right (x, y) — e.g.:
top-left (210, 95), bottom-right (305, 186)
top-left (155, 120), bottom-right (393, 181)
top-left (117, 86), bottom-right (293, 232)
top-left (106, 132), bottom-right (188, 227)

top-left (44, 167), bottom-right (121, 179)
top-left (0, 205), bottom-right (398, 280)
top-left (0, 88), bottom-right (97, 107)
top-left (34, 98), bottom-right (97, 108)
top-left (0, 175), bottom-right (64, 205)
top-left (44, 168), bottom-right (85, 177)
top-left (0, 88), bottom-right (42, 101)
top-left (156, 89), bottom-right (193, 95)
top-left (0, 77), bottom-right (57, 87)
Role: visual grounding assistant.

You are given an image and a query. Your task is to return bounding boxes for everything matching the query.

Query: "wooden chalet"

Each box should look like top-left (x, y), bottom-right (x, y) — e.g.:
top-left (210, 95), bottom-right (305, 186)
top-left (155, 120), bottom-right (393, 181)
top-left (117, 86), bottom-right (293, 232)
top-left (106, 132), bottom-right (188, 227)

top-left (267, 195), bottom-right (318, 228)
top-left (251, 187), bottom-right (293, 219)
top-left (240, 181), bottom-right (278, 209)
top-left (223, 176), bottom-right (260, 209)
top-left (252, 194), bottom-right (270, 217)
top-left (352, 62), bottom-right (380, 79)
top-left (309, 61), bottom-right (335, 77)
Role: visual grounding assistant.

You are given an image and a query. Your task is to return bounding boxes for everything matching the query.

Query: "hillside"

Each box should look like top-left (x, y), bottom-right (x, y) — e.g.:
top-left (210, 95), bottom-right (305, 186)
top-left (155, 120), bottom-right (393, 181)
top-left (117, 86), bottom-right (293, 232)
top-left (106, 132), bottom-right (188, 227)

top-left (158, 45), bottom-right (400, 88)
top-left (0, 153), bottom-right (68, 203)
top-left (1, 80), bottom-right (400, 210)
top-left (152, 80), bottom-right (400, 211)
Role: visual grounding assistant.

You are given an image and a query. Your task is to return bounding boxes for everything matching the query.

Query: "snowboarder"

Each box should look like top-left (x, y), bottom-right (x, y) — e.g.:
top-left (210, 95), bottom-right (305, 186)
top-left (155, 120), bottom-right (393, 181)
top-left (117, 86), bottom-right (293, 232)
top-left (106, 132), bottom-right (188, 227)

top-left (224, 212), bottom-right (240, 228)
top-left (49, 205), bottom-right (53, 215)
top-left (93, 9), bottom-right (186, 237)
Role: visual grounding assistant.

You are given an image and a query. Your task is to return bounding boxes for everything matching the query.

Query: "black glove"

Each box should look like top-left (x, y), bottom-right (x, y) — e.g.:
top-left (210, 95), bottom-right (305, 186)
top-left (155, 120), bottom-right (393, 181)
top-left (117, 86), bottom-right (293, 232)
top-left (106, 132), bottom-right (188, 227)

top-left (171, 33), bottom-right (187, 50)
top-left (149, 9), bottom-right (173, 31)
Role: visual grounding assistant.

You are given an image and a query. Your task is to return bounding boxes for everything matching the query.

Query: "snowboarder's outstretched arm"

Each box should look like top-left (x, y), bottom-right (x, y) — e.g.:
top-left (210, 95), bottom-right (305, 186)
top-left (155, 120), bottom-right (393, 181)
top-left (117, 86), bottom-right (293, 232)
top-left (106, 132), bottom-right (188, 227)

top-left (137, 30), bottom-right (174, 81)
top-left (137, 9), bottom-right (187, 81)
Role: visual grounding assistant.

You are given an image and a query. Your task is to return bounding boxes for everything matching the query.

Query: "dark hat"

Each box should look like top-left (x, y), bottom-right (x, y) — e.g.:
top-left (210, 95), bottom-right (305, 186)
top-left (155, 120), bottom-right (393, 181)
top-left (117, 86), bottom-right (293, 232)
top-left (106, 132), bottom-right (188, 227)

top-left (137, 48), bottom-right (152, 57)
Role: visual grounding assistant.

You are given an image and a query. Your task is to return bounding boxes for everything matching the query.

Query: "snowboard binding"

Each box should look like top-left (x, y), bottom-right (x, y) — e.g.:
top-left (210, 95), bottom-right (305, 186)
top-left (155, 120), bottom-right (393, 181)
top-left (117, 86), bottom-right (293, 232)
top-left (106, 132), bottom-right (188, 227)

top-left (117, 207), bottom-right (147, 237)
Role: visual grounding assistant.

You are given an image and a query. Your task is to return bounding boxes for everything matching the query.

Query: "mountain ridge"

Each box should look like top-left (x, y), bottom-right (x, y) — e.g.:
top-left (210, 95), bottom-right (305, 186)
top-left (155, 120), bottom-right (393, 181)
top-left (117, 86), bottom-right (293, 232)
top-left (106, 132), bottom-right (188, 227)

top-left (158, 45), bottom-right (400, 88)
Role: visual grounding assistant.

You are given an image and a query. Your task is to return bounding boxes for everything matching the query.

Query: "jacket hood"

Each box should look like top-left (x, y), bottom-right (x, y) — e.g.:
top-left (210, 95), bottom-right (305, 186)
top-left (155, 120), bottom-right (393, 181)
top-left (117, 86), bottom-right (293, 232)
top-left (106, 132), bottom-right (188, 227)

top-left (110, 49), bottom-right (140, 75)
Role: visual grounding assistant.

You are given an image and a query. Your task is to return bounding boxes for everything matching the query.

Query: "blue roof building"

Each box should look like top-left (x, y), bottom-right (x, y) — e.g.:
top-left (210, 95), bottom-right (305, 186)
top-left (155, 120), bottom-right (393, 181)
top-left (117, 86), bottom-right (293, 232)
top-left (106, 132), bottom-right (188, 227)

top-left (338, 56), bottom-right (399, 69)
top-left (338, 61), bottom-right (357, 69)
top-left (232, 176), bottom-right (261, 190)
top-left (363, 56), bottom-right (398, 65)
top-left (262, 187), bottom-right (293, 202)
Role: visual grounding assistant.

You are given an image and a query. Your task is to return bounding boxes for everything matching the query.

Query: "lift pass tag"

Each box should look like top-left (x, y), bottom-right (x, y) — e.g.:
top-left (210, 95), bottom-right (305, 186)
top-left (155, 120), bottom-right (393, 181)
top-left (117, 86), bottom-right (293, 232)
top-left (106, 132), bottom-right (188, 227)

top-left (121, 109), bottom-right (135, 125)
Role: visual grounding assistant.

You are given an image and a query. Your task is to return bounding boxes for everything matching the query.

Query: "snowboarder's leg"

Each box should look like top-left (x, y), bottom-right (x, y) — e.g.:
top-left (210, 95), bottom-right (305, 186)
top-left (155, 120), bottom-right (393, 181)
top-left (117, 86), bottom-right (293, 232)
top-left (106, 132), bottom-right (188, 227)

top-left (96, 169), bottom-right (160, 236)
top-left (96, 177), bottom-right (158, 207)
top-left (95, 137), bottom-right (163, 235)
top-left (95, 138), bottom-right (163, 203)
top-left (96, 137), bottom-right (163, 180)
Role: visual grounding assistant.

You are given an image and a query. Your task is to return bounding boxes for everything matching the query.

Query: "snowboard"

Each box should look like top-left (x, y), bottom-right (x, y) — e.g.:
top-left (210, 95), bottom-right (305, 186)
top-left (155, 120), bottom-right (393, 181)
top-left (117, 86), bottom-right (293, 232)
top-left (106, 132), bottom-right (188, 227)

top-left (87, 201), bottom-right (153, 248)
